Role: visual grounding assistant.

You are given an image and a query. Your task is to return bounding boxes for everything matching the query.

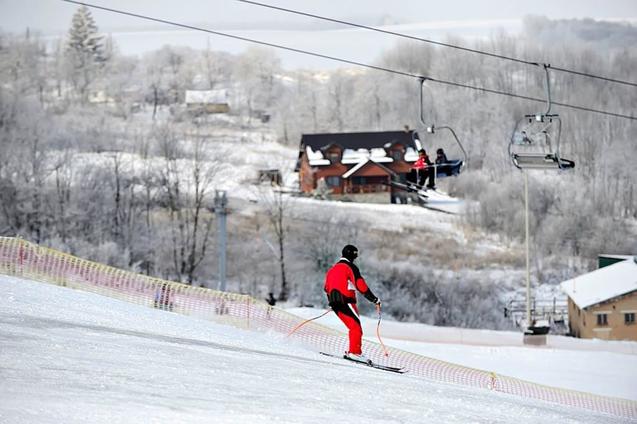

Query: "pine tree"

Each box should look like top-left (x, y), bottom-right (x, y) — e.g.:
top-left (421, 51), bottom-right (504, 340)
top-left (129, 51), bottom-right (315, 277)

top-left (66, 5), bottom-right (105, 101)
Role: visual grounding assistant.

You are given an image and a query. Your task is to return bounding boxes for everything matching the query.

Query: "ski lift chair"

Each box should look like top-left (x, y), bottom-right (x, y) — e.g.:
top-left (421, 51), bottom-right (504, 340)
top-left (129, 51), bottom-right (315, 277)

top-left (426, 125), bottom-right (466, 176)
top-left (417, 78), bottom-right (468, 178)
top-left (509, 113), bottom-right (574, 170)
top-left (509, 65), bottom-right (575, 171)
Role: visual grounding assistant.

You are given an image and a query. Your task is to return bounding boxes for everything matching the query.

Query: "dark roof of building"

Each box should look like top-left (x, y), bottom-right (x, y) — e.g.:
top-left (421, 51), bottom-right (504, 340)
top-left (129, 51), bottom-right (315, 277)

top-left (300, 130), bottom-right (418, 151)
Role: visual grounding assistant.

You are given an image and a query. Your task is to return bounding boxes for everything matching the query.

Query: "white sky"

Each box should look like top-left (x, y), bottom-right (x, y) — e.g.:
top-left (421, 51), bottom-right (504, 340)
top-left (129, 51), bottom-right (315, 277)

top-left (2, 275), bottom-right (634, 423)
top-left (1, 0), bottom-right (635, 69)
top-left (1, 0), bottom-right (636, 33)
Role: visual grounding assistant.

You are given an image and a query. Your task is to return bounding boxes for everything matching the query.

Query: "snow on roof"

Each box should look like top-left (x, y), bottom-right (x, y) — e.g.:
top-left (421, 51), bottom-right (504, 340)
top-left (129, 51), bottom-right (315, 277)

top-left (309, 159), bottom-right (331, 166)
top-left (370, 148), bottom-right (387, 157)
top-left (342, 159), bottom-right (370, 178)
top-left (306, 146), bottom-right (323, 160)
top-left (341, 148), bottom-right (369, 164)
top-left (185, 89), bottom-right (228, 104)
top-left (307, 146), bottom-right (394, 167)
top-left (341, 148), bottom-right (393, 164)
top-left (305, 146), bottom-right (331, 166)
top-left (342, 158), bottom-right (394, 178)
top-left (599, 254), bottom-right (634, 260)
top-left (404, 147), bottom-right (418, 161)
top-left (560, 258), bottom-right (637, 309)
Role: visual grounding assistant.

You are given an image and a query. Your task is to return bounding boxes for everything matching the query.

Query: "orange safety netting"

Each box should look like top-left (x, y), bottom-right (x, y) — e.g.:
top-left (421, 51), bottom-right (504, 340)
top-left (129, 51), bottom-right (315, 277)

top-left (0, 237), bottom-right (635, 419)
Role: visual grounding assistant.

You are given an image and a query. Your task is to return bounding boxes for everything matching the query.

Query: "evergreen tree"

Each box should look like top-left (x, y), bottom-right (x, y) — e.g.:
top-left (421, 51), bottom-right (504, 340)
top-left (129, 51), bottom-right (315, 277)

top-left (66, 5), bottom-right (105, 101)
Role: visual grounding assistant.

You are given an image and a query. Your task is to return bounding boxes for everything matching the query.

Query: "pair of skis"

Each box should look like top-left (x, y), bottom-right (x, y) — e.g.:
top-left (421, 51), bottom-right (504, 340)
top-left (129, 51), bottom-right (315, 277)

top-left (319, 352), bottom-right (406, 374)
top-left (384, 180), bottom-right (431, 197)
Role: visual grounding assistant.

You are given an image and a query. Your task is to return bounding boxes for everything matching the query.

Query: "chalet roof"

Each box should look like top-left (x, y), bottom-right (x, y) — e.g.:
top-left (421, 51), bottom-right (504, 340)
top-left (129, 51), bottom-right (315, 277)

top-left (560, 258), bottom-right (637, 309)
top-left (300, 130), bottom-right (418, 151)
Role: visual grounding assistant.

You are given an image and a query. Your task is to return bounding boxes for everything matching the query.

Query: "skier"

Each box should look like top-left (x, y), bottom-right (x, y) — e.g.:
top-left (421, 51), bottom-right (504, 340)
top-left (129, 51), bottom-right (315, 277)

top-left (324, 244), bottom-right (381, 363)
top-left (412, 149), bottom-right (436, 189)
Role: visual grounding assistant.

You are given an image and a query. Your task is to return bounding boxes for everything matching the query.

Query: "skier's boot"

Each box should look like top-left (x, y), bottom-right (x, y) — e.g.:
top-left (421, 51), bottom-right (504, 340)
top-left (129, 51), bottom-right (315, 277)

top-left (345, 351), bottom-right (372, 365)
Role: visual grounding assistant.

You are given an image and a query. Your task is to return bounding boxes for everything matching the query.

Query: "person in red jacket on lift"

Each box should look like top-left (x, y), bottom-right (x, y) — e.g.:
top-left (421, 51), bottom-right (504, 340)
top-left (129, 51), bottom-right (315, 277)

top-left (324, 244), bottom-right (381, 363)
top-left (412, 149), bottom-right (436, 189)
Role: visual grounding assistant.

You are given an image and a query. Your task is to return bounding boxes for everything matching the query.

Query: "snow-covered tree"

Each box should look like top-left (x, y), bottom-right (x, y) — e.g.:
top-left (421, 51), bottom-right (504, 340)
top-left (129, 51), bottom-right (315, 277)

top-left (66, 5), bottom-right (106, 101)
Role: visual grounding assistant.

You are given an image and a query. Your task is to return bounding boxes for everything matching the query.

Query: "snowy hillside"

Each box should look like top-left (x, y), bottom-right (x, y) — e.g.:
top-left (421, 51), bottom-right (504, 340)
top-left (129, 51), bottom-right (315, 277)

top-left (1, 276), bottom-right (633, 423)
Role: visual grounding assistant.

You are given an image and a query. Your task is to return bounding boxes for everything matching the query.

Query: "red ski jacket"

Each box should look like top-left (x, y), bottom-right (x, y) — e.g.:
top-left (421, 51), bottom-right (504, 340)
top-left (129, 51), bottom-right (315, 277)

top-left (324, 258), bottom-right (378, 305)
top-left (412, 155), bottom-right (431, 170)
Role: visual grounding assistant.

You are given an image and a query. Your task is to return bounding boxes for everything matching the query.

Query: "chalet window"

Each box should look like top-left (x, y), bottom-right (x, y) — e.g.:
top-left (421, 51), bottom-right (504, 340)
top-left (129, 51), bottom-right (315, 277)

top-left (325, 176), bottom-right (340, 187)
top-left (351, 176), bottom-right (367, 185)
top-left (625, 312), bottom-right (636, 325)
top-left (596, 313), bottom-right (608, 326)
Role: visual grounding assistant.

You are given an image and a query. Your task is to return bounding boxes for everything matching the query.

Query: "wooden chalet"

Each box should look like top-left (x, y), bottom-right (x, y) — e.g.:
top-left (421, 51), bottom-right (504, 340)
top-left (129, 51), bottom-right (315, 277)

top-left (295, 130), bottom-right (420, 203)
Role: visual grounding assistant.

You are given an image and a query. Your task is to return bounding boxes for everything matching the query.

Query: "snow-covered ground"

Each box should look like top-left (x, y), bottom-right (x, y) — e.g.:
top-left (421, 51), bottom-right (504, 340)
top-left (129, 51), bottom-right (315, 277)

top-left (1, 276), bottom-right (634, 423)
top-left (289, 308), bottom-right (637, 401)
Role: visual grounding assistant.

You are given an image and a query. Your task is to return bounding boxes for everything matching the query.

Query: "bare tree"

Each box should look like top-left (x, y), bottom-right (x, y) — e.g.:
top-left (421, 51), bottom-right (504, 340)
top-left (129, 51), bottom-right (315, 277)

top-left (235, 47), bottom-right (282, 123)
top-left (201, 40), bottom-right (232, 90)
top-left (257, 167), bottom-right (294, 301)
top-left (51, 152), bottom-right (73, 243)
top-left (302, 216), bottom-right (359, 274)
top-left (156, 126), bottom-right (218, 283)
top-left (325, 71), bottom-right (350, 132)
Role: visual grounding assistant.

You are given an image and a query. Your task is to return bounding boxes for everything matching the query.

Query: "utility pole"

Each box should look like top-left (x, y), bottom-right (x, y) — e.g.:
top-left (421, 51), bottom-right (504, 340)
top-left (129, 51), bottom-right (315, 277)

top-left (524, 171), bottom-right (531, 332)
top-left (215, 190), bottom-right (228, 291)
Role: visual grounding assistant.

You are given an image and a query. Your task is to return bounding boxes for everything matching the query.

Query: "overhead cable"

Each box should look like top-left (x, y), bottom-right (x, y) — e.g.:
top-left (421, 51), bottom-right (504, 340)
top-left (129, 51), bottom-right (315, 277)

top-left (236, 0), bottom-right (637, 88)
top-left (60, 0), bottom-right (636, 121)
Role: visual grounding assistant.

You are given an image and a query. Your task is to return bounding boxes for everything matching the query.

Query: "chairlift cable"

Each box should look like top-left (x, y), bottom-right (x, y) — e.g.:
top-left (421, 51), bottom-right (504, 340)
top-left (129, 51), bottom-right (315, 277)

top-left (59, 0), bottom-right (637, 121)
top-left (236, 0), bottom-right (637, 88)
top-left (237, 0), bottom-right (536, 66)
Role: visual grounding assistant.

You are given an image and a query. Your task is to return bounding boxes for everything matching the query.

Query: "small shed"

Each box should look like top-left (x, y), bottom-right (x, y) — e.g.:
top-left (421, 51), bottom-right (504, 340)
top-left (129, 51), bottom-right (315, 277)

top-left (185, 89), bottom-right (230, 114)
top-left (258, 169), bottom-right (282, 186)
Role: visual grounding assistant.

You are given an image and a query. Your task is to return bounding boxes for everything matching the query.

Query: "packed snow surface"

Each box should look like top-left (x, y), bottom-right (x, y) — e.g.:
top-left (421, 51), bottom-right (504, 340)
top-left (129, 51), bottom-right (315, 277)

top-left (289, 308), bottom-right (637, 401)
top-left (1, 276), bottom-right (633, 423)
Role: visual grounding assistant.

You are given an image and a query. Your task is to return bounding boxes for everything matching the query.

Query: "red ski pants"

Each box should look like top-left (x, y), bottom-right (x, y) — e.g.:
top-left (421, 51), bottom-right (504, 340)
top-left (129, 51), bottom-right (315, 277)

top-left (333, 303), bottom-right (363, 354)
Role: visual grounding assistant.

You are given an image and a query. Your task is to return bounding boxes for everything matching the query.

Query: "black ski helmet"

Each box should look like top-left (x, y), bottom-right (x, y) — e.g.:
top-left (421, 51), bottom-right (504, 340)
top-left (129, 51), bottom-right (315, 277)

top-left (342, 244), bottom-right (359, 261)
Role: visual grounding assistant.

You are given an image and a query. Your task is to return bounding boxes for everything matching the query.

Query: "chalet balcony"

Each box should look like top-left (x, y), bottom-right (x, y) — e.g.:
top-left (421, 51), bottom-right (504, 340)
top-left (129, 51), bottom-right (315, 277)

top-left (344, 183), bottom-right (390, 194)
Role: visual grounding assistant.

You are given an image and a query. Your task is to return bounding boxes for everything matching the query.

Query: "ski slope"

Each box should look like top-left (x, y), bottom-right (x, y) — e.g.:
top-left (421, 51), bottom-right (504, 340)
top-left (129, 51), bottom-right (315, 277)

top-left (289, 308), bottom-right (637, 401)
top-left (0, 276), bottom-right (632, 423)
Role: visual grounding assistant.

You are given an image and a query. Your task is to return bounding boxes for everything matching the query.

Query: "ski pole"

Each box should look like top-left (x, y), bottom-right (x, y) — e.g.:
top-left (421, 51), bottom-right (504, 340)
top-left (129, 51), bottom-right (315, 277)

top-left (287, 309), bottom-right (331, 337)
top-left (376, 303), bottom-right (389, 357)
